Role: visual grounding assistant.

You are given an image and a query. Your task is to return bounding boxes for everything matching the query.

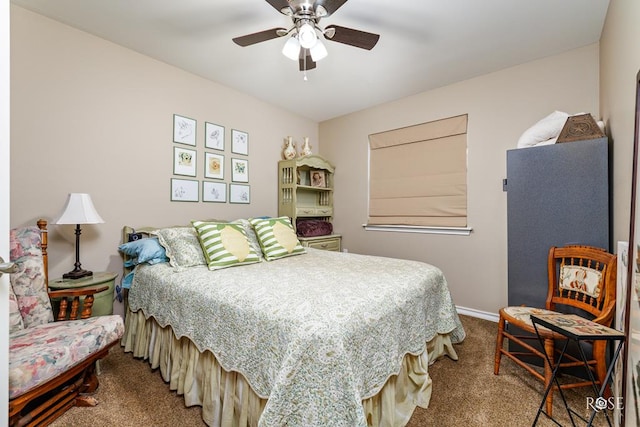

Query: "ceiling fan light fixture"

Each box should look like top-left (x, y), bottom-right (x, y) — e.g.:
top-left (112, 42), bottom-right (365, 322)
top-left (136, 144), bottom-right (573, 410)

top-left (297, 22), bottom-right (317, 49)
top-left (233, 1), bottom-right (381, 73)
top-left (310, 39), bottom-right (328, 61)
top-left (282, 36), bottom-right (300, 61)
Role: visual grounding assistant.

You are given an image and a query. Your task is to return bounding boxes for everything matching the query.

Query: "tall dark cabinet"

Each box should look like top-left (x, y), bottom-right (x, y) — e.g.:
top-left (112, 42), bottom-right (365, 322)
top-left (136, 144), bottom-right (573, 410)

top-left (506, 137), bottom-right (610, 309)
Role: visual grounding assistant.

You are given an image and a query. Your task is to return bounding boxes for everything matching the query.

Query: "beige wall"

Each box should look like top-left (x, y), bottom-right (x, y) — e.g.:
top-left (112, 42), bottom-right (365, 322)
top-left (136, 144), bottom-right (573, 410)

top-left (10, 6), bottom-right (318, 306)
top-left (13, 2), bottom-right (635, 318)
top-left (600, 0), bottom-right (640, 247)
top-left (319, 45), bottom-right (601, 315)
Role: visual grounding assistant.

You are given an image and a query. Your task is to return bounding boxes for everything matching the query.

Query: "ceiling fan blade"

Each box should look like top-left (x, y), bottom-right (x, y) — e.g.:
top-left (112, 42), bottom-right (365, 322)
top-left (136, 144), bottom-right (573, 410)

top-left (315, 0), bottom-right (349, 16)
top-left (324, 25), bottom-right (380, 50)
top-left (264, 0), bottom-right (291, 14)
top-left (299, 48), bottom-right (317, 71)
top-left (232, 28), bottom-right (287, 47)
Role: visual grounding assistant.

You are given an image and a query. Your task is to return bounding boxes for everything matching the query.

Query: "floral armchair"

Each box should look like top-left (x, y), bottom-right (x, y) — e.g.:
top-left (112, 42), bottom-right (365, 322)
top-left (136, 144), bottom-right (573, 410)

top-left (8, 220), bottom-right (124, 427)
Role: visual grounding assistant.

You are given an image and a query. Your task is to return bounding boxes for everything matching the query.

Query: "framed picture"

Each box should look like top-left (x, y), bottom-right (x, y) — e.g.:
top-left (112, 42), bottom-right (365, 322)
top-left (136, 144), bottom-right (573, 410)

top-left (231, 158), bottom-right (249, 182)
top-left (229, 184), bottom-right (250, 204)
top-left (205, 122), bottom-right (224, 151)
top-left (173, 114), bottom-right (196, 146)
top-left (171, 178), bottom-right (198, 202)
top-left (173, 147), bottom-right (197, 177)
top-left (310, 169), bottom-right (326, 187)
top-left (203, 181), bottom-right (227, 203)
top-left (205, 152), bottom-right (224, 180)
top-left (231, 129), bottom-right (249, 155)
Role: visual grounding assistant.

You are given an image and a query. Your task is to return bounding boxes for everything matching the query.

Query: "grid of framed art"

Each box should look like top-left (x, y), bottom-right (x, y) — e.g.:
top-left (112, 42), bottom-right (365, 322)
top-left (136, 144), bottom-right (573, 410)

top-left (171, 114), bottom-right (250, 203)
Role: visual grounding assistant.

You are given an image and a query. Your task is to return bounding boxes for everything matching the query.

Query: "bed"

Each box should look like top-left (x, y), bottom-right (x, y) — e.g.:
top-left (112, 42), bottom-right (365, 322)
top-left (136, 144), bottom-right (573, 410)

top-left (119, 218), bottom-right (465, 427)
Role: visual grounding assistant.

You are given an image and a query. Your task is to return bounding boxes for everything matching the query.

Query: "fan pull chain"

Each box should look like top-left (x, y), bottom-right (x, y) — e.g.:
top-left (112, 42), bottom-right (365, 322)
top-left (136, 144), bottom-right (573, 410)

top-left (303, 53), bottom-right (308, 81)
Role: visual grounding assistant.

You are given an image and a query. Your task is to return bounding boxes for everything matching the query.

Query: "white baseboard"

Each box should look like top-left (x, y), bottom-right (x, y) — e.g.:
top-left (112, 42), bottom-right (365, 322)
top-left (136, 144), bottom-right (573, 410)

top-left (455, 305), bottom-right (499, 323)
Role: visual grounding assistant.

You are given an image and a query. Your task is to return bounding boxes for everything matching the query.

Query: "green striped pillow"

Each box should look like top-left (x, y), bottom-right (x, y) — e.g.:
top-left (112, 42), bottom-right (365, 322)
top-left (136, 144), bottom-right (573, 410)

top-left (249, 217), bottom-right (306, 261)
top-left (192, 221), bottom-right (261, 270)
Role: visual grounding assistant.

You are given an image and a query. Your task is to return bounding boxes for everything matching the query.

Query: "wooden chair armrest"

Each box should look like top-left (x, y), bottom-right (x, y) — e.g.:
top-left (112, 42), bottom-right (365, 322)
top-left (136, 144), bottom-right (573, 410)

top-left (48, 285), bottom-right (109, 320)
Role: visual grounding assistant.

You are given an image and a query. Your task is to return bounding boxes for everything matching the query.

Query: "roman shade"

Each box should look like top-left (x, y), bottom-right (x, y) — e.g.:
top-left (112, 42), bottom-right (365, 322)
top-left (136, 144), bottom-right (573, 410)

top-left (368, 114), bottom-right (468, 227)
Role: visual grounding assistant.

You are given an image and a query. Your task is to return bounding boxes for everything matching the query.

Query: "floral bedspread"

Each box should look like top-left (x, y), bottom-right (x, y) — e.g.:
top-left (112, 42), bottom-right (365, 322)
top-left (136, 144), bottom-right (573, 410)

top-left (128, 248), bottom-right (465, 427)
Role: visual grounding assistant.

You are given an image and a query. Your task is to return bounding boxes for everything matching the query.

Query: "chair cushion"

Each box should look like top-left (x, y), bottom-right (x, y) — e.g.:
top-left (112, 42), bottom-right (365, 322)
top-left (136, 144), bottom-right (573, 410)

top-left (9, 314), bottom-right (125, 399)
top-left (501, 306), bottom-right (558, 334)
top-left (10, 226), bottom-right (53, 328)
top-left (9, 282), bottom-right (24, 334)
top-left (559, 265), bottom-right (602, 298)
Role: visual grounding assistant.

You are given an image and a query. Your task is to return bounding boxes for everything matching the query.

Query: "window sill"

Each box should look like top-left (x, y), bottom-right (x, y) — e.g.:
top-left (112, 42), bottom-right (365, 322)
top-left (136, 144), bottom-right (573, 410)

top-left (362, 224), bottom-right (473, 236)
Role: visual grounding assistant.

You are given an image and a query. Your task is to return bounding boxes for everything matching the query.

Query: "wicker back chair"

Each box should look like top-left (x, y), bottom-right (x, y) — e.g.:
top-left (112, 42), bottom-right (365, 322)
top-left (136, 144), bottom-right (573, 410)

top-left (494, 245), bottom-right (617, 416)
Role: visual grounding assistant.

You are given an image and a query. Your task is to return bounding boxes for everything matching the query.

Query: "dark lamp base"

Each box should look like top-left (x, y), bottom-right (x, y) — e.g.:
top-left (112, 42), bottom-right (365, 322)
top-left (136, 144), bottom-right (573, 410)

top-left (62, 269), bottom-right (93, 280)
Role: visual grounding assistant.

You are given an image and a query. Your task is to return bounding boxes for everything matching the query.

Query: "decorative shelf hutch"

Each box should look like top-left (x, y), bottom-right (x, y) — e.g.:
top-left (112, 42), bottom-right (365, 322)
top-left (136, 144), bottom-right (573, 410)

top-left (278, 155), bottom-right (341, 251)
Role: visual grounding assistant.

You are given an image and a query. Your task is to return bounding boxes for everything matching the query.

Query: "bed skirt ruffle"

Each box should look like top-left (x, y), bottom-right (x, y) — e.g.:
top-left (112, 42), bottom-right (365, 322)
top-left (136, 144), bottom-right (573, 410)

top-left (121, 308), bottom-right (458, 427)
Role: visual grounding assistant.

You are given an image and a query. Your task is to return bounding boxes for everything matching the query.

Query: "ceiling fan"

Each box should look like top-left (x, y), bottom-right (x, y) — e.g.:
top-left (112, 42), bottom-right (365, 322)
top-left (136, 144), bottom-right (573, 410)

top-left (232, 0), bottom-right (380, 74)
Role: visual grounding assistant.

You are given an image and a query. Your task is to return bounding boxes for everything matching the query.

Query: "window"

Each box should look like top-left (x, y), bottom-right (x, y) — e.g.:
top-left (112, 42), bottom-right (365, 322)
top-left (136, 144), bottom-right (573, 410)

top-left (367, 114), bottom-right (468, 228)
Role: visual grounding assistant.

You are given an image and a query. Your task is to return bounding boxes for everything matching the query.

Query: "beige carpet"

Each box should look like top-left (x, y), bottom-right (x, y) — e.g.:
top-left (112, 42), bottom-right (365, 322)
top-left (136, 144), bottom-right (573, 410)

top-left (52, 315), bottom-right (604, 426)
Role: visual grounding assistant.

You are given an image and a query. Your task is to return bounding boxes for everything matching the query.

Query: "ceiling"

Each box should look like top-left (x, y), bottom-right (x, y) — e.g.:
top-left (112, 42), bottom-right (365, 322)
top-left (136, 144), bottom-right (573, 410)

top-left (11, 0), bottom-right (610, 122)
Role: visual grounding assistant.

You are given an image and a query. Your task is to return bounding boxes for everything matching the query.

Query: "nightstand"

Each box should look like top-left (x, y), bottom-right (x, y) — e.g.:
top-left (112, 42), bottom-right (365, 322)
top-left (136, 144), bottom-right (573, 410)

top-left (49, 271), bottom-right (117, 317)
top-left (298, 234), bottom-right (342, 252)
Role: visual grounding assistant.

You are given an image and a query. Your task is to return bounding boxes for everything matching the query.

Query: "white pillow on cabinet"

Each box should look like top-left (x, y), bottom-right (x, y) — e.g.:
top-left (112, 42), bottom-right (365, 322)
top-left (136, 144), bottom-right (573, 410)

top-left (517, 111), bottom-right (569, 148)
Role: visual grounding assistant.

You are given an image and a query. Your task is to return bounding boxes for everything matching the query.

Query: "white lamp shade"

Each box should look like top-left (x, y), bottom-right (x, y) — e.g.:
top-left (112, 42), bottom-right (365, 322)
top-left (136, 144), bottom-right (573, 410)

top-left (298, 22), bottom-right (317, 49)
top-left (282, 36), bottom-right (300, 61)
top-left (55, 193), bottom-right (104, 224)
top-left (310, 39), bottom-right (328, 61)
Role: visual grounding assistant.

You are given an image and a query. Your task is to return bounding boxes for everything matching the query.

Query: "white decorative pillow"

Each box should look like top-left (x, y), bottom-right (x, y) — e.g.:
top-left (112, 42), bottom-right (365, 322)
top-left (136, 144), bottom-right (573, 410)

top-left (517, 111), bottom-right (569, 148)
top-left (192, 221), bottom-right (261, 270)
top-left (153, 227), bottom-right (206, 270)
top-left (249, 216), bottom-right (306, 261)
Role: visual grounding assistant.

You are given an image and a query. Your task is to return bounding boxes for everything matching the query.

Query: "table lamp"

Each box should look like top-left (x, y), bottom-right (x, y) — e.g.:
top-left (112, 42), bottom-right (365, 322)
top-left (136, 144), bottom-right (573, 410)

top-left (55, 193), bottom-right (104, 279)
